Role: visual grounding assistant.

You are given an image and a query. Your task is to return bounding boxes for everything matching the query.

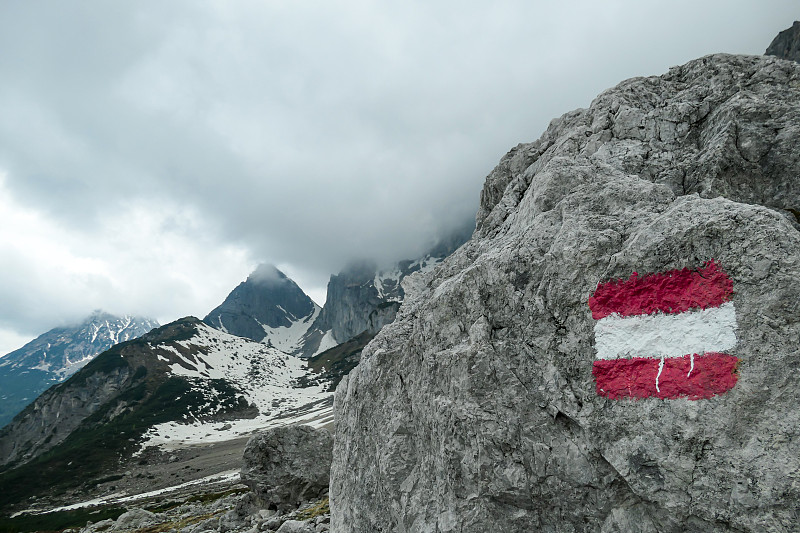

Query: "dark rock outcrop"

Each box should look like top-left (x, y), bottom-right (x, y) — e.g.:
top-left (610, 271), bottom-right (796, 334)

top-left (296, 331), bottom-right (375, 392)
top-left (241, 425), bottom-right (333, 512)
top-left (313, 260), bottom-right (395, 345)
top-left (330, 54), bottom-right (800, 532)
top-left (299, 226), bottom-right (472, 358)
top-left (766, 21), bottom-right (800, 62)
top-left (204, 264), bottom-right (320, 351)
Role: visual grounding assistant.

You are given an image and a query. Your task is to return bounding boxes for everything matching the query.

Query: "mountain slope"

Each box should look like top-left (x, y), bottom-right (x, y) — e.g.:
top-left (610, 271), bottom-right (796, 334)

top-left (0, 311), bottom-right (158, 429)
top-left (0, 317), bottom-right (330, 512)
top-left (203, 264), bottom-right (320, 354)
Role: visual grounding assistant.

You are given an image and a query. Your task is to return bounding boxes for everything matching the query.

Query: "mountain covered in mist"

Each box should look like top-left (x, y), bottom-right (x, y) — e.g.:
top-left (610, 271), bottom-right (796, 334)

top-left (203, 264), bottom-right (321, 354)
top-left (0, 311), bottom-right (158, 429)
top-left (200, 223), bottom-right (472, 361)
top-left (297, 225), bottom-right (473, 358)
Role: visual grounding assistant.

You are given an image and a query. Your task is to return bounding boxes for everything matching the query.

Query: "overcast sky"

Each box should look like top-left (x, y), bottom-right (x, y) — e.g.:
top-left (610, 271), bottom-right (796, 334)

top-left (0, 1), bottom-right (796, 354)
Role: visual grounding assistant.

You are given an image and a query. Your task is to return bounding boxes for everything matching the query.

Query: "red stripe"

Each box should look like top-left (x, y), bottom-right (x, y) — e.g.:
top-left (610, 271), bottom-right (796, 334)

top-left (588, 260), bottom-right (733, 319)
top-left (592, 352), bottom-right (738, 400)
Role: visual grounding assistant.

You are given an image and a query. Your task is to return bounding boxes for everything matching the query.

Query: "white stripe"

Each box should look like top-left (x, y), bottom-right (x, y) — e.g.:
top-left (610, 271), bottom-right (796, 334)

top-left (594, 302), bottom-right (737, 360)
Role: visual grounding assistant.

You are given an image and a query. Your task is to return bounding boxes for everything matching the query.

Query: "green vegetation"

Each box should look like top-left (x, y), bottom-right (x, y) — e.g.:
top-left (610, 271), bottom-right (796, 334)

top-left (0, 375), bottom-right (249, 512)
top-left (145, 487), bottom-right (250, 513)
top-left (133, 510), bottom-right (225, 533)
top-left (0, 506), bottom-right (126, 533)
top-left (295, 498), bottom-right (330, 521)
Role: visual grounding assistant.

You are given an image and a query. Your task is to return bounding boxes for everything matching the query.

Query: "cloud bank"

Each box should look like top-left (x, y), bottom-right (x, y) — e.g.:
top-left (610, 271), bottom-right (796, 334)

top-left (0, 0), bottom-right (795, 352)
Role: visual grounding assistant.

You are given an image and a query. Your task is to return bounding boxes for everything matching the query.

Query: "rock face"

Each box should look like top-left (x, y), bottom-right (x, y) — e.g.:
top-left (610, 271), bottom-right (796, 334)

top-left (0, 310), bottom-right (158, 429)
top-left (330, 54), bottom-right (800, 532)
top-left (241, 425), bottom-right (333, 512)
top-left (314, 260), bottom-right (400, 345)
top-left (299, 227), bottom-right (472, 358)
top-left (766, 21), bottom-right (800, 62)
top-left (204, 264), bottom-right (320, 353)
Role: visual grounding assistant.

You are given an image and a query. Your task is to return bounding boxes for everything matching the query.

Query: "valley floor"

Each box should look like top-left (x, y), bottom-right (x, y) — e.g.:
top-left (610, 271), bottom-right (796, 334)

top-left (11, 399), bottom-right (334, 518)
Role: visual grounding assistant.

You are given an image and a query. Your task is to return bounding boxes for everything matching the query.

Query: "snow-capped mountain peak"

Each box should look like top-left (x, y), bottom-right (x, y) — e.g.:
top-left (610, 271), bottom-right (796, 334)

top-left (0, 311), bottom-right (159, 429)
top-left (203, 264), bottom-right (321, 354)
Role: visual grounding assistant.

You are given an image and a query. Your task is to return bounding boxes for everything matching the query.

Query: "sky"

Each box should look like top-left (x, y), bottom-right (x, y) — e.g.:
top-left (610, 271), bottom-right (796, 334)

top-left (0, 1), bottom-right (796, 355)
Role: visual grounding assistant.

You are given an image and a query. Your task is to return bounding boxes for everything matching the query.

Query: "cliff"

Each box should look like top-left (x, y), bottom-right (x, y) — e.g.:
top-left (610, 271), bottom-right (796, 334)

top-left (766, 20), bottom-right (800, 62)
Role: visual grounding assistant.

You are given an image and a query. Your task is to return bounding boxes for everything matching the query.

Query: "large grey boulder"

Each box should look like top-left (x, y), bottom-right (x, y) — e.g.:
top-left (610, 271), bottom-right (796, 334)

top-left (330, 54), bottom-right (800, 532)
top-left (241, 425), bottom-right (332, 512)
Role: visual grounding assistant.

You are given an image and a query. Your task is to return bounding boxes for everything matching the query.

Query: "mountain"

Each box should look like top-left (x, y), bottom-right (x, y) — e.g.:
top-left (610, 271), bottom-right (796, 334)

top-left (766, 20), bottom-right (800, 62)
top-left (0, 316), bottom-right (331, 512)
top-left (0, 311), bottom-right (158, 429)
top-left (330, 53), bottom-right (800, 531)
top-left (298, 225), bottom-right (473, 358)
top-left (203, 264), bottom-right (321, 354)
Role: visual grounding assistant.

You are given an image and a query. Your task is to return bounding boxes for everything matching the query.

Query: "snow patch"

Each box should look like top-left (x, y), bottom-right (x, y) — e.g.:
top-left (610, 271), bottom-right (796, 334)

top-left (311, 330), bottom-right (338, 357)
top-left (137, 323), bottom-right (332, 450)
top-left (40, 471), bottom-right (242, 514)
top-left (260, 305), bottom-right (321, 353)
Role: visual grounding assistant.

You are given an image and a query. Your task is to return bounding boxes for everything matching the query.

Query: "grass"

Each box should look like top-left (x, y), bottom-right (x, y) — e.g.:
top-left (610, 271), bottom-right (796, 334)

top-left (0, 376), bottom-right (249, 512)
top-left (0, 487), bottom-right (251, 532)
top-left (0, 506), bottom-right (126, 533)
top-left (145, 487), bottom-right (250, 513)
top-left (132, 510), bottom-right (226, 533)
top-left (295, 498), bottom-right (330, 521)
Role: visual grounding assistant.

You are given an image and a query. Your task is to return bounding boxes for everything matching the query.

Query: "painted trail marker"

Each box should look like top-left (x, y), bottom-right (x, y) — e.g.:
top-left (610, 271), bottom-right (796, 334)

top-left (589, 261), bottom-right (739, 400)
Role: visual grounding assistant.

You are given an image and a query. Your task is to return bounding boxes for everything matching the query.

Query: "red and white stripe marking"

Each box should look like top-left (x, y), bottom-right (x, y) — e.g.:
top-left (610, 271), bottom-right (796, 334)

top-left (589, 261), bottom-right (739, 400)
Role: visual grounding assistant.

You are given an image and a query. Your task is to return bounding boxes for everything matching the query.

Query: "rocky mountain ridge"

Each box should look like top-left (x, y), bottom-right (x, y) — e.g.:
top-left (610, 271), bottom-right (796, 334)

top-left (330, 52), bottom-right (800, 532)
top-left (0, 310), bottom-right (158, 429)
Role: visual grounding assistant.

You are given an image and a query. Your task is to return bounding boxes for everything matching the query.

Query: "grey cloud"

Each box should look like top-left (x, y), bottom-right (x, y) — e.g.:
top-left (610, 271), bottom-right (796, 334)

top-left (0, 0), bottom-right (797, 346)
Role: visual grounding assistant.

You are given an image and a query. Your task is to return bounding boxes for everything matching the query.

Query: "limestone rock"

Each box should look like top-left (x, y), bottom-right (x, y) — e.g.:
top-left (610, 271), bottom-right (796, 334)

top-left (330, 54), bottom-right (800, 532)
top-left (110, 508), bottom-right (160, 531)
top-left (241, 425), bottom-right (332, 512)
top-left (276, 520), bottom-right (315, 533)
top-left (766, 21), bottom-right (800, 62)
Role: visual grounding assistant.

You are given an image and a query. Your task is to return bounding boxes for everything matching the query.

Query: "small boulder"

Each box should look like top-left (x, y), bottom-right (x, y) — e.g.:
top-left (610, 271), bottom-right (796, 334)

top-left (276, 520), bottom-right (315, 533)
top-left (110, 508), bottom-right (159, 531)
top-left (241, 425), bottom-right (332, 512)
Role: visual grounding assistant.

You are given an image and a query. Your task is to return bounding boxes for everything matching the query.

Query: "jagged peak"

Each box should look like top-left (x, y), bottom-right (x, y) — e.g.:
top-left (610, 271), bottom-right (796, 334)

top-left (74, 309), bottom-right (158, 329)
